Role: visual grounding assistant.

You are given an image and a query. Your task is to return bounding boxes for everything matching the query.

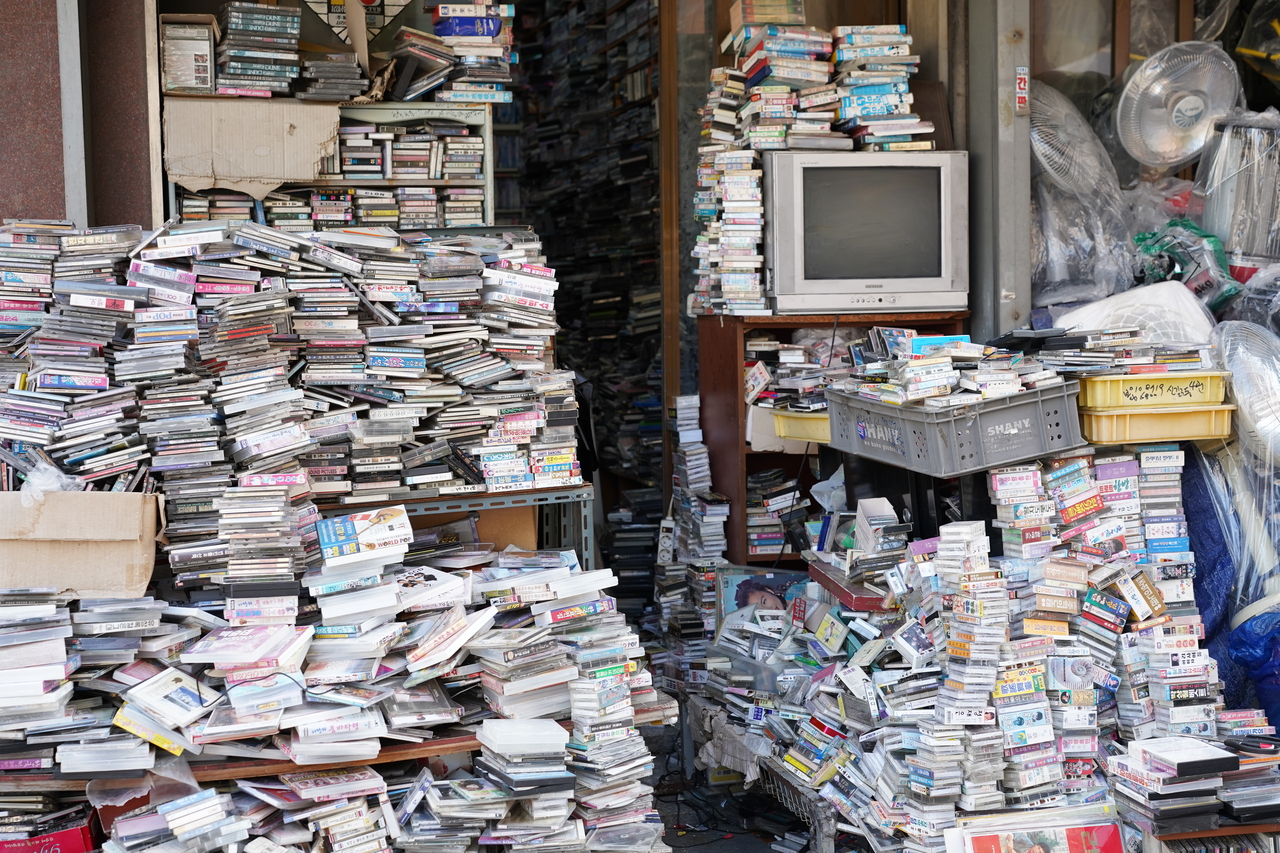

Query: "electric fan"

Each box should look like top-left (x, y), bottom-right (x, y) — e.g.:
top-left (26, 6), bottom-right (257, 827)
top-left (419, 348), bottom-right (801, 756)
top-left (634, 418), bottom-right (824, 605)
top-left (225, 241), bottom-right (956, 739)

top-left (1217, 321), bottom-right (1280, 461)
top-left (1116, 41), bottom-right (1241, 169)
top-left (1214, 321), bottom-right (1280, 629)
top-left (1031, 81), bottom-right (1121, 194)
top-left (1030, 82), bottom-right (1133, 304)
top-left (1200, 115), bottom-right (1280, 259)
top-left (1057, 280), bottom-right (1217, 342)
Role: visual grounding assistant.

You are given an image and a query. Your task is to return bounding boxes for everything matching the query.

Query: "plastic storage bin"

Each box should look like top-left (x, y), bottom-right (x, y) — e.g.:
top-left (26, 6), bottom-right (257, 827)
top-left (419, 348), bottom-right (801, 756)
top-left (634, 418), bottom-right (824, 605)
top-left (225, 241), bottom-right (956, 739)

top-left (1079, 404), bottom-right (1235, 444)
top-left (770, 409), bottom-right (831, 443)
top-left (1077, 371), bottom-right (1229, 409)
top-left (827, 382), bottom-right (1086, 479)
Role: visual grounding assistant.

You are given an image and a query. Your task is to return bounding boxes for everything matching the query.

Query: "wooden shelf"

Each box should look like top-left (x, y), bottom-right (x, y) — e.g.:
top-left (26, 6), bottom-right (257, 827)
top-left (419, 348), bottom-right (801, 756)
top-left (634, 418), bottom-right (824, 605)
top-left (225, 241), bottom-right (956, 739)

top-left (744, 551), bottom-right (803, 563)
top-left (733, 311), bottom-right (969, 330)
top-left (596, 18), bottom-right (658, 55)
top-left (608, 94), bottom-right (657, 117)
top-left (295, 178), bottom-right (486, 188)
top-left (609, 56), bottom-right (657, 84)
top-left (808, 560), bottom-right (894, 611)
top-left (605, 467), bottom-right (656, 487)
top-left (697, 311), bottom-right (968, 563)
top-left (315, 484), bottom-right (594, 519)
top-left (0, 693), bottom-right (679, 792)
top-left (1155, 823), bottom-right (1280, 841)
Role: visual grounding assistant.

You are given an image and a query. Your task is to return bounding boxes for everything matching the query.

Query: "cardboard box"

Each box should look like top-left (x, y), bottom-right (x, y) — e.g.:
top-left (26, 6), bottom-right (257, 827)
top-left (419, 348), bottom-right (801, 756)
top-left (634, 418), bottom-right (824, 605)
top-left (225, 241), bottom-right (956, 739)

top-left (0, 492), bottom-right (157, 598)
top-left (163, 98), bottom-right (340, 198)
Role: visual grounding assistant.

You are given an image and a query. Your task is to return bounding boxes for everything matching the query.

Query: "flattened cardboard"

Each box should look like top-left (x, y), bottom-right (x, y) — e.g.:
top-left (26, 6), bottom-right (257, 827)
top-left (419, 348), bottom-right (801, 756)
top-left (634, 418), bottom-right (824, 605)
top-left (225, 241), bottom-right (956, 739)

top-left (0, 493), bottom-right (157, 599)
top-left (163, 98), bottom-right (340, 198)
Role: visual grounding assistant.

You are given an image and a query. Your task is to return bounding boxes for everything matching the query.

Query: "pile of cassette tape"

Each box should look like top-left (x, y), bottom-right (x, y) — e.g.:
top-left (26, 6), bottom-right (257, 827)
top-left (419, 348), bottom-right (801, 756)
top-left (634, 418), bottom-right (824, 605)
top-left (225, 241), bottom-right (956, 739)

top-left (655, 433), bottom-right (1280, 851)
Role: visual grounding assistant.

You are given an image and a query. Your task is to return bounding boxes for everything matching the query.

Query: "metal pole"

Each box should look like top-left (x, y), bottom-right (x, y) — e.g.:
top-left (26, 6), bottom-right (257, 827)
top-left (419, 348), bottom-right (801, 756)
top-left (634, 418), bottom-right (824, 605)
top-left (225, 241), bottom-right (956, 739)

top-left (967, 0), bottom-right (1031, 341)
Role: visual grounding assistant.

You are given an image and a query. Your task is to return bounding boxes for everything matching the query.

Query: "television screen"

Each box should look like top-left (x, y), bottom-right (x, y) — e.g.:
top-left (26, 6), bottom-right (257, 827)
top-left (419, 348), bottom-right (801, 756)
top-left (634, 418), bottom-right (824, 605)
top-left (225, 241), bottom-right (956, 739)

top-left (802, 166), bottom-right (942, 280)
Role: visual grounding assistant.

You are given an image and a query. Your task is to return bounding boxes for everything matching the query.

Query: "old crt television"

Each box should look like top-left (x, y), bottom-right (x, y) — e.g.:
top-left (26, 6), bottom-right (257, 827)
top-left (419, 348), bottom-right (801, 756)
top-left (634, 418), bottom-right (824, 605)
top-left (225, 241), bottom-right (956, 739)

top-left (763, 151), bottom-right (969, 313)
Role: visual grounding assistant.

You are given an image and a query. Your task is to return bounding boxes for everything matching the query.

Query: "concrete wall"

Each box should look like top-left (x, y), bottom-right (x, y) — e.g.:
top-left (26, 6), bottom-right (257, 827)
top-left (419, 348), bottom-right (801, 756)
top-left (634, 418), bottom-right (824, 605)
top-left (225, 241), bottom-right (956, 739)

top-left (0, 0), bottom-right (158, 227)
top-left (0, 0), bottom-right (68, 221)
top-left (85, 1), bottom-right (157, 228)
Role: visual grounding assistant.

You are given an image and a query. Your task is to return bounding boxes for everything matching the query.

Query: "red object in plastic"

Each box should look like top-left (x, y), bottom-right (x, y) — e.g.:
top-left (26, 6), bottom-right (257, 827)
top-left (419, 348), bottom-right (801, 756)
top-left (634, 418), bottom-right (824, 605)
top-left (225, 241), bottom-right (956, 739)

top-left (0, 813), bottom-right (99, 853)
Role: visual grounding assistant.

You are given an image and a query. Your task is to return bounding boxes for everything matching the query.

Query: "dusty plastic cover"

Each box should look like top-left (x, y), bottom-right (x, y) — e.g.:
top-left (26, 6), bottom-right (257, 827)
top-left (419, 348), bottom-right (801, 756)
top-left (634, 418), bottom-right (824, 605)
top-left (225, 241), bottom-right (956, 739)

top-left (0, 492), bottom-right (158, 598)
top-left (163, 98), bottom-right (340, 199)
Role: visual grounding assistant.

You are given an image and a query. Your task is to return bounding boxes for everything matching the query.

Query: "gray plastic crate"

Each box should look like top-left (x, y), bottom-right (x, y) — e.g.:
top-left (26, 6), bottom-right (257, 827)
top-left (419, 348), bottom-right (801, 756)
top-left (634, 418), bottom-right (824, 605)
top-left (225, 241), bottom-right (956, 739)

top-left (827, 381), bottom-right (1086, 478)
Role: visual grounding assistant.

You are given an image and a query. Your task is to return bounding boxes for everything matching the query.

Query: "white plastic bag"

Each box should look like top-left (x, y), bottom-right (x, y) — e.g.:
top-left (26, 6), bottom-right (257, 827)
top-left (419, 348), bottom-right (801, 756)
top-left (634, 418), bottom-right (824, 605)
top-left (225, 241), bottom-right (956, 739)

top-left (19, 461), bottom-right (82, 508)
top-left (810, 467), bottom-right (845, 513)
top-left (1056, 280), bottom-right (1217, 343)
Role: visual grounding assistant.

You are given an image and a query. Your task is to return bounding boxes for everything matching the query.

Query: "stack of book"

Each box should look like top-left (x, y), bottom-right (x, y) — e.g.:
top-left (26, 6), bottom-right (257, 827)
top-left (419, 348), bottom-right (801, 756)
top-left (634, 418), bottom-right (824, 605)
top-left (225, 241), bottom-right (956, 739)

top-left (674, 490), bottom-right (727, 564)
top-left (215, 2), bottom-right (302, 98)
top-left (295, 51), bottom-right (368, 102)
top-left (1039, 326), bottom-right (1214, 376)
top-left (352, 190), bottom-right (399, 228)
top-left (397, 187), bottom-right (441, 229)
top-left (728, 0), bottom-right (805, 30)
top-left (310, 189), bottom-right (355, 227)
top-left (839, 331), bottom-right (1063, 408)
top-left (160, 787), bottom-right (250, 849)
top-left (827, 25), bottom-right (935, 148)
top-left (1111, 736), bottom-right (1239, 835)
top-left (475, 623), bottom-right (575, 720)
top-left (474, 719), bottom-right (579, 845)
top-left (669, 392), bottom-right (722, 565)
top-left (430, 4), bottom-right (515, 102)
top-left (0, 221), bottom-right (60, 357)
top-left (744, 469), bottom-right (805, 556)
top-left (690, 147), bottom-right (767, 315)
top-left (0, 590), bottom-right (78, 757)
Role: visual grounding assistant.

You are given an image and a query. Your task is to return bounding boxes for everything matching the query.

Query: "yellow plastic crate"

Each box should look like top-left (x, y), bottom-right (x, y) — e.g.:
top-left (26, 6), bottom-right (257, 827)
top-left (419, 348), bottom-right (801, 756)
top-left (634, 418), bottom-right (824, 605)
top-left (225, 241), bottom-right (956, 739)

top-left (1077, 371), bottom-right (1229, 409)
top-left (1079, 404), bottom-right (1235, 444)
top-left (771, 409), bottom-right (831, 443)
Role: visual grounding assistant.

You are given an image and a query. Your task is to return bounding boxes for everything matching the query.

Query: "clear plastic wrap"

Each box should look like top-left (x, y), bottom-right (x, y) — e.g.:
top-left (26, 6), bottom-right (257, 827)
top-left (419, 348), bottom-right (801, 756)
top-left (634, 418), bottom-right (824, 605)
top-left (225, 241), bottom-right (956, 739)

top-left (1205, 323), bottom-right (1280, 628)
top-left (1224, 263), bottom-right (1280, 333)
top-left (1056, 280), bottom-right (1217, 343)
top-left (1198, 108), bottom-right (1280, 261)
top-left (810, 466), bottom-right (845, 513)
top-left (1133, 218), bottom-right (1243, 313)
top-left (1029, 82), bottom-right (1135, 308)
top-left (1116, 41), bottom-right (1241, 170)
top-left (1217, 321), bottom-right (1280, 464)
top-left (1090, 70), bottom-right (1144, 190)
top-left (1197, 0), bottom-right (1240, 40)
top-left (790, 327), bottom-right (857, 368)
top-left (1031, 176), bottom-right (1135, 307)
top-left (19, 461), bottom-right (83, 507)
top-left (86, 752), bottom-right (202, 809)
top-left (1130, 0), bottom-right (1177, 64)
top-left (1236, 3), bottom-right (1280, 94)
top-left (1195, 361), bottom-right (1280, 719)
top-left (1185, 446), bottom-right (1257, 711)
top-left (1124, 177), bottom-right (1197, 235)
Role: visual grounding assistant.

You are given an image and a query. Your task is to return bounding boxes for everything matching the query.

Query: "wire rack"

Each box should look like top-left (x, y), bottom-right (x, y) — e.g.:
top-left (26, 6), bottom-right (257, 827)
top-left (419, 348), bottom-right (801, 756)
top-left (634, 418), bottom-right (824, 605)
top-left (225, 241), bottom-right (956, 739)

top-left (754, 756), bottom-right (838, 853)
